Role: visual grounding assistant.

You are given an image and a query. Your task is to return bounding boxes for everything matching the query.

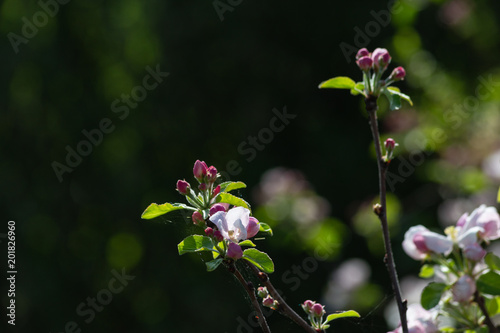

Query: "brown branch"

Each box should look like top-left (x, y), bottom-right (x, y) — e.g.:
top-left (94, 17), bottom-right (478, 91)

top-left (244, 260), bottom-right (317, 333)
top-left (228, 261), bottom-right (272, 333)
top-left (474, 290), bottom-right (499, 333)
top-left (365, 95), bottom-right (408, 333)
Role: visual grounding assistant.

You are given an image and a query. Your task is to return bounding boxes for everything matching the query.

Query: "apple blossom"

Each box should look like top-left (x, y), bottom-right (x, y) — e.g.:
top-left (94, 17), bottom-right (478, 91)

top-left (262, 295), bottom-right (274, 307)
top-left (456, 205), bottom-right (500, 242)
top-left (390, 66), bottom-right (406, 81)
top-left (311, 303), bottom-right (325, 318)
top-left (403, 225), bottom-right (453, 260)
top-left (204, 227), bottom-right (214, 237)
top-left (209, 207), bottom-right (259, 243)
top-left (388, 304), bottom-right (438, 333)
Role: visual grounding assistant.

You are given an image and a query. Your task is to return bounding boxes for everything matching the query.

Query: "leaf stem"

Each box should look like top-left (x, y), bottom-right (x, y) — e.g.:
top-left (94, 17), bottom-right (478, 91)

top-left (228, 261), bottom-right (271, 333)
top-left (365, 95), bottom-right (408, 333)
top-left (474, 290), bottom-right (499, 333)
top-left (244, 260), bottom-right (317, 333)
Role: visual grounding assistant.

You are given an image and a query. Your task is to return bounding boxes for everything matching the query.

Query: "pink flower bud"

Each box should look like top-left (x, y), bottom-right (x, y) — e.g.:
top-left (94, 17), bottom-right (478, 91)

top-left (311, 303), bottom-right (325, 318)
top-left (262, 295), bottom-right (274, 307)
top-left (372, 48), bottom-right (391, 72)
top-left (356, 48), bottom-right (370, 60)
top-left (257, 286), bottom-right (268, 298)
top-left (226, 242), bottom-right (243, 260)
top-left (302, 300), bottom-right (315, 313)
top-left (213, 230), bottom-right (224, 242)
top-left (384, 138), bottom-right (398, 161)
top-left (206, 166), bottom-right (218, 183)
top-left (209, 203), bottom-right (226, 216)
top-left (198, 183), bottom-right (207, 191)
top-left (192, 211), bottom-right (204, 226)
top-left (213, 184), bottom-right (221, 196)
top-left (463, 243), bottom-right (486, 262)
top-left (193, 160), bottom-right (208, 181)
top-left (205, 227), bottom-right (214, 237)
top-left (246, 217), bottom-right (260, 239)
top-left (452, 275), bottom-right (476, 303)
top-left (176, 180), bottom-right (190, 195)
top-left (391, 66), bottom-right (406, 81)
top-left (356, 56), bottom-right (373, 71)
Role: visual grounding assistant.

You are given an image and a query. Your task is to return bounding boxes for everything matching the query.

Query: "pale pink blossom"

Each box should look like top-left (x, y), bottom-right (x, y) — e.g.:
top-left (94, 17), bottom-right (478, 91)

top-left (403, 225), bottom-right (453, 260)
top-left (452, 275), bottom-right (476, 303)
top-left (209, 207), bottom-right (259, 242)
top-left (388, 304), bottom-right (439, 333)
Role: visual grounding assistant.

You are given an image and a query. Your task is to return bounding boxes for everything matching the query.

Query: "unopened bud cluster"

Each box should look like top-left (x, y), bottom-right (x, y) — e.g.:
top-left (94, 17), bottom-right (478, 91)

top-left (257, 286), bottom-right (278, 309)
top-left (301, 300), bottom-right (327, 330)
top-left (355, 48), bottom-right (406, 96)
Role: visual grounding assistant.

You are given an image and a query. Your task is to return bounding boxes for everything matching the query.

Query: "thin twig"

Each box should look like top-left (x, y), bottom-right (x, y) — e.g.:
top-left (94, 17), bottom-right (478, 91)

top-left (474, 290), bottom-right (499, 333)
top-left (365, 95), bottom-right (408, 333)
top-left (244, 260), bottom-right (317, 333)
top-left (228, 261), bottom-right (272, 333)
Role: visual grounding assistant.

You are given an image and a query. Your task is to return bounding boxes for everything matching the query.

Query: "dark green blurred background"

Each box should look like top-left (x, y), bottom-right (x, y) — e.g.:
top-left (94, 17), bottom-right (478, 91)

top-left (1, 0), bottom-right (500, 332)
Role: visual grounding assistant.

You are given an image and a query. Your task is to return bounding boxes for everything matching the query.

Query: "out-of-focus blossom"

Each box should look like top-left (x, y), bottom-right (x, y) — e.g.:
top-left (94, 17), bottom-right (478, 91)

top-left (403, 225), bottom-right (453, 260)
top-left (452, 275), bottom-right (476, 303)
top-left (388, 304), bottom-right (439, 333)
top-left (454, 206), bottom-right (500, 251)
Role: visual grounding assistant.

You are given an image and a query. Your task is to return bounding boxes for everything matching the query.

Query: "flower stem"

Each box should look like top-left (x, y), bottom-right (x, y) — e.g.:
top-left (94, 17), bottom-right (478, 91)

top-left (244, 261), bottom-right (317, 333)
top-left (365, 95), bottom-right (408, 333)
top-left (474, 290), bottom-right (499, 333)
top-left (228, 261), bottom-right (271, 333)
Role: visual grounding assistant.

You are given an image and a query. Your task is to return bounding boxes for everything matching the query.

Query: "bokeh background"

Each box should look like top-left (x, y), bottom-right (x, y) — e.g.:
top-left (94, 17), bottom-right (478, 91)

top-left (1, 0), bottom-right (500, 332)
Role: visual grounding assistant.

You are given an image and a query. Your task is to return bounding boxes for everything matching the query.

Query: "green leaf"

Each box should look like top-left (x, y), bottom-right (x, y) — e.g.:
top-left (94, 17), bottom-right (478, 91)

top-left (350, 82), bottom-right (365, 96)
top-left (259, 222), bottom-right (273, 236)
top-left (185, 195), bottom-right (203, 209)
top-left (324, 310), bottom-right (361, 324)
top-left (485, 296), bottom-right (500, 316)
top-left (497, 187), bottom-right (500, 203)
top-left (178, 235), bottom-right (216, 255)
top-left (206, 258), bottom-right (224, 272)
top-left (243, 248), bottom-right (274, 273)
top-left (387, 86), bottom-right (413, 106)
top-left (383, 88), bottom-right (402, 111)
top-left (238, 240), bottom-right (256, 247)
top-left (219, 181), bottom-right (247, 193)
top-left (421, 282), bottom-right (447, 310)
top-left (141, 202), bottom-right (195, 219)
top-left (485, 253), bottom-right (500, 271)
top-left (419, 264), bottom-right (435, 278)
top-left (216, 192), bottom-right (251, 211)
top-left (318, 76), bottom-right (356, 90)
top-left (477, 271), bottom-right (500, 295)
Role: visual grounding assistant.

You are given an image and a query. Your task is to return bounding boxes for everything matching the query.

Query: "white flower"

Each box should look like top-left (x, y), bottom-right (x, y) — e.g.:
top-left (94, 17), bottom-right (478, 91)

top-left (209, 207), bottom-right (257, 243)
top-left (456, 205), bottom-right (500, 243)
top-left (403, 225), bottom-right (453, 260)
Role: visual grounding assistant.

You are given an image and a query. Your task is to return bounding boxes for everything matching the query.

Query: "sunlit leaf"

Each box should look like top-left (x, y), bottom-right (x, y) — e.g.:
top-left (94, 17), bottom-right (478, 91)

top-left (216, 193), bottom-right (251, 211)
top-left (324, 310), bottom-right (361, 324)
top-left (178, 235), bottom-right (216, 255)
top-left (259, 222), bottom-right (273, 236)
top-left (318, 76), bottom-right (356, 89)
top-left (219, 181), bottom-right (247, 193)
top-left (477, 272), bottom-right (500, 295)
top-left (141, 202), bottom-right (195, 219)
top-left (243, 248), bottom-right (274, 273)
top-left (206, 258), bottom-right (224, 271)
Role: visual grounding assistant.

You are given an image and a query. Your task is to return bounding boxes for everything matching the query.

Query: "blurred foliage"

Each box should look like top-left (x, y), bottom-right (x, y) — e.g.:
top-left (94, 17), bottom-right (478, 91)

top-left (1, 0), bottom-right (500, 332)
